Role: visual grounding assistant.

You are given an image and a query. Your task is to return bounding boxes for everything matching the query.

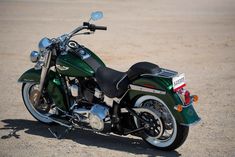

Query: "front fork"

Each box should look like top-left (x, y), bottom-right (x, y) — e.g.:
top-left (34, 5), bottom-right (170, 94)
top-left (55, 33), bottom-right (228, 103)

top-left (35, 49), bottom-right (53, 105)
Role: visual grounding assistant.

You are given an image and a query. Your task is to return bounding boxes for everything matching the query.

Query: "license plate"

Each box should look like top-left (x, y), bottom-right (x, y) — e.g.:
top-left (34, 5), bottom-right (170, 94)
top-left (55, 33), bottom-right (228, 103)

top-left (172, 73), bottom-right (186, 91)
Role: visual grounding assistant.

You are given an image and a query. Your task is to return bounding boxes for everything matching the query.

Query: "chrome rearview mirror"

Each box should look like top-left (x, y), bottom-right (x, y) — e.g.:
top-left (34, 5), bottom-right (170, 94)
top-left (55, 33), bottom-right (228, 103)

top-left (90, 11), bottom-right (103, 21)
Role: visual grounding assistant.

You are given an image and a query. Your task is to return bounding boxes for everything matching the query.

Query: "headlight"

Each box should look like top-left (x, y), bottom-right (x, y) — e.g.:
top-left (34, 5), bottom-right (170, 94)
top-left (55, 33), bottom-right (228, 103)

top-left (30, 51), bottom-right (40, 63)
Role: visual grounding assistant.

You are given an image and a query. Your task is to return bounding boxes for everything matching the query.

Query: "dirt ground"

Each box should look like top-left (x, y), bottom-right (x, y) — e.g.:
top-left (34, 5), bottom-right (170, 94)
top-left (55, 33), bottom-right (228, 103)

top-left (0, 0), bottom-right (235, 156)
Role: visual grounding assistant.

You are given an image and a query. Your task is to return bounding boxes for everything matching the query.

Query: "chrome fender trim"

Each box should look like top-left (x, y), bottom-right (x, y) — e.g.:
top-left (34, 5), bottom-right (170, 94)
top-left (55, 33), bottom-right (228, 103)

top-left (130, 84), bottom-right (166, 95)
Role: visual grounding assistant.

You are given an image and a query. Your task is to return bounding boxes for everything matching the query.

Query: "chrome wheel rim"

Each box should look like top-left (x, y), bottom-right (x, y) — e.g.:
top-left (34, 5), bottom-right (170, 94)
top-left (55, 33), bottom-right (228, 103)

top-left (134, 95), bottom-right (177, 148)
top-left (134, 107), bottom-right (164, 138)
top-left (23, 83), bottom-right (53, 123)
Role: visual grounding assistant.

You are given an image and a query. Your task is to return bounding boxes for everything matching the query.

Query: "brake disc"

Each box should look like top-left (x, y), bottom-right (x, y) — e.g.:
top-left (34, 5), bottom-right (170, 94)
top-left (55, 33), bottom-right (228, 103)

top-left (30, 89), bottom-right (50, 113)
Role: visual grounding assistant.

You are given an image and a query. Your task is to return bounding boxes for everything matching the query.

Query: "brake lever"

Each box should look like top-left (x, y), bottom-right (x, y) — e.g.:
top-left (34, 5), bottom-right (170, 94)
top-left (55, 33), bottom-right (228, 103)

top-left (73, 32), bottom-right (94, 36)
top-left (83, 32), bottom-right (94, 35)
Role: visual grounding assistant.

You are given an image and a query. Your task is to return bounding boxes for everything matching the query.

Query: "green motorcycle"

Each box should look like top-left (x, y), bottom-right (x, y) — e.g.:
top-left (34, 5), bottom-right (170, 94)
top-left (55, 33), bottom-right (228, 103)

top-left (18, 11), bottom-right (200, 151)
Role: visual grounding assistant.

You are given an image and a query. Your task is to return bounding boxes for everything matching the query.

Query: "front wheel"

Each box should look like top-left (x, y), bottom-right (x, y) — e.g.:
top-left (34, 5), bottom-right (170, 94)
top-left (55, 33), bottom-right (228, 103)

top-left (134, 95), bottom-right (189, 151)
top-left (22, 83), bottom-right (54, 124)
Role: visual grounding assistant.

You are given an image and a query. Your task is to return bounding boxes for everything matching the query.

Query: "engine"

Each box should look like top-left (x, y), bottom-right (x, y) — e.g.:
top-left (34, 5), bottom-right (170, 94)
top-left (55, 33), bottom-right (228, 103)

top-left (67, 78), bottom-right (110, 132)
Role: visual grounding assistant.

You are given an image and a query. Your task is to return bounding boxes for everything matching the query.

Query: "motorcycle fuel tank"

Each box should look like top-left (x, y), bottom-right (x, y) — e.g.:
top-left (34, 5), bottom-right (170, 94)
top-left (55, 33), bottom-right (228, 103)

top-left (56, 47), bottom-right (105, 77)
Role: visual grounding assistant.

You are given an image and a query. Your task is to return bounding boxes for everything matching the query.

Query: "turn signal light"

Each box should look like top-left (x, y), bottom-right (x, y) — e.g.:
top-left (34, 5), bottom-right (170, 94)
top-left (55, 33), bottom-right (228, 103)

top-left (174, 105), bottom-right (183, 112)
top-left (193, 95), bottom-right (199, 103)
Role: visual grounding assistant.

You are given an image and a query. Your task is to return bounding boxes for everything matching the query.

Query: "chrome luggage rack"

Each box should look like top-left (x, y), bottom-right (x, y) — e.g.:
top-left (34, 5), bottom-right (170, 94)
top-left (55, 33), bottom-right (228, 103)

top-left (141, 68), bottom-right (178, 78)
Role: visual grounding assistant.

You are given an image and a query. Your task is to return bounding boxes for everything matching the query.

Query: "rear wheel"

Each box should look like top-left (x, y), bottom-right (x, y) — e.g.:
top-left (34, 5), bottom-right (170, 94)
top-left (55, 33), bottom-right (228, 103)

top-left (134, 95), bottom-right (189, 151)
top-left (22, 83), bottom-right (54, 124)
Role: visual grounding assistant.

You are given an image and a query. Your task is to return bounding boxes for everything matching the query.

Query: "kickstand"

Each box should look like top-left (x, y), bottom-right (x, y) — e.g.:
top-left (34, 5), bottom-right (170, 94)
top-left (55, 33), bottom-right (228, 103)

top-left (48, 126), bottom-right (73, 139)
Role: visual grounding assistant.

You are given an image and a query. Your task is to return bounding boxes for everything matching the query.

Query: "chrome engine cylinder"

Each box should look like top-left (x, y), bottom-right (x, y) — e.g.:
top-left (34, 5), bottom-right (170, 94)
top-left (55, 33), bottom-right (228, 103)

top-left (70, 84), bottom-right (79, 97)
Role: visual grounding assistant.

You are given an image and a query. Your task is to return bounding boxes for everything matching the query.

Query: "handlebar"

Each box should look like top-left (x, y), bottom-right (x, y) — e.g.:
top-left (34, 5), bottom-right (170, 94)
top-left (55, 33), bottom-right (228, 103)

top-left (59, 22), bottom-right (107, 48)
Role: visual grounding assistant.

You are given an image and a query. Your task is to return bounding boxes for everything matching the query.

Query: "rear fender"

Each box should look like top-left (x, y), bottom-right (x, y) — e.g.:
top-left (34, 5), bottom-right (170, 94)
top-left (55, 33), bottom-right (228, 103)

top-left (127, 76), bottom-right (201, 126)
top-left (18, 68), bottom-right (68, 111)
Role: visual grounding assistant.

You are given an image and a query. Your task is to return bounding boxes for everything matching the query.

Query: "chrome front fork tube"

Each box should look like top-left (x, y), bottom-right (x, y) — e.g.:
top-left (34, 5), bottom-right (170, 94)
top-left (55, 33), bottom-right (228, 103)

top-left (35, 49), bottom-right (53, 105)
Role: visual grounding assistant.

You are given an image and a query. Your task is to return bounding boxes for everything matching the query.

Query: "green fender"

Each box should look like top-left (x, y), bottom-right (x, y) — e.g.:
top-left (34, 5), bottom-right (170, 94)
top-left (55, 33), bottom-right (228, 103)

top-left (18, 68), bottom-right (67, 111)
top-left (127, 76), bottom-right (201, 126)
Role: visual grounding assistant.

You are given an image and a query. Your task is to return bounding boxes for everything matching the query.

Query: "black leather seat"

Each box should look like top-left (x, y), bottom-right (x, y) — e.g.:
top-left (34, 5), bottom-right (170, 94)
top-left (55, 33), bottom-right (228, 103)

top-left (95, 62), bottom-right (161, 98)
top-left (127, 62), bottom-right (161, 81)
top-left (95, 66), bottom-right (129, 98)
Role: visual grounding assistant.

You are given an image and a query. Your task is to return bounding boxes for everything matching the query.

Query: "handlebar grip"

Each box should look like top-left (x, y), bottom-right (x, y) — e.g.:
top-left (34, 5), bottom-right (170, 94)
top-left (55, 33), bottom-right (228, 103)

top-left (95, 26), bottom-right (107, 30)
top-left (83, 22), bottom-right (107, 31)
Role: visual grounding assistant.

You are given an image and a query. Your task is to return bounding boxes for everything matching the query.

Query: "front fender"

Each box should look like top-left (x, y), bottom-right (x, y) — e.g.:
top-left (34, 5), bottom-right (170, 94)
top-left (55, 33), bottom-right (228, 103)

top-left (128, 76), bottom-right (201, 126)
top-left (18, 68), bottom-right (68, 111)
top-left (18, 68), bottom-right (41, 83)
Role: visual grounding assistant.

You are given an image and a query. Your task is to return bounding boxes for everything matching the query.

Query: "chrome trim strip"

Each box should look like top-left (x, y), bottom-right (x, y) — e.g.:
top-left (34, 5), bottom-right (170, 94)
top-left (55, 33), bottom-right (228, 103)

top-left (116, 74), bottom-right (128, 90)
top-left (180, 118), bottom-right (201, 126)
top-left (130, 84), bottom-right (166, 95)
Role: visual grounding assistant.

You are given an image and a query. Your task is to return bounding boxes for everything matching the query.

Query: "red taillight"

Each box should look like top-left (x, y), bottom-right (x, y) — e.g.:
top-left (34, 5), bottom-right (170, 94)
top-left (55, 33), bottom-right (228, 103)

top-left (177, 89), bottom-right (191, 106)
top-left (184, 90), bottom-right (191, 105)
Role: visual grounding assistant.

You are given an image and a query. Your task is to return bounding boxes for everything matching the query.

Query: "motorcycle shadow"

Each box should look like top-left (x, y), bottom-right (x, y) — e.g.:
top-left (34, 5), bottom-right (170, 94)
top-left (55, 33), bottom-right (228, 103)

top-left (0, 119), bottom-right (181, 157)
